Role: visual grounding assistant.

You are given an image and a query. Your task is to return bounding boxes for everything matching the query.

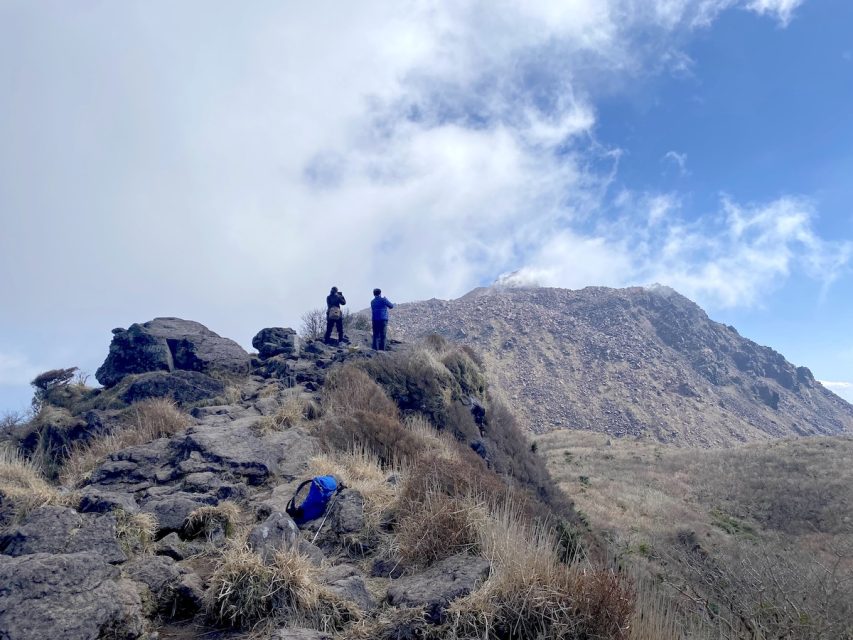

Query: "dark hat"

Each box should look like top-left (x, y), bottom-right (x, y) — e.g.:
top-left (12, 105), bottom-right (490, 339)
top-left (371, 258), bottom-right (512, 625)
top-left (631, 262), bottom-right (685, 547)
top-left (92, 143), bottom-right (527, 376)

top-left (331, 286), bottom-right (338, 293)
top-left (373, 288), bottom-right (381, 296)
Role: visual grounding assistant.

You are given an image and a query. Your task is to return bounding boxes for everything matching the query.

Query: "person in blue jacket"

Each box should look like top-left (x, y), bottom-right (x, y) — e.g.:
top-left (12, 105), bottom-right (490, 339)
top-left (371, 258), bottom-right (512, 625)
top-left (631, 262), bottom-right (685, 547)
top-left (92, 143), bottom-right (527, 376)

top-left (370, 288), bottom-right (394, 351)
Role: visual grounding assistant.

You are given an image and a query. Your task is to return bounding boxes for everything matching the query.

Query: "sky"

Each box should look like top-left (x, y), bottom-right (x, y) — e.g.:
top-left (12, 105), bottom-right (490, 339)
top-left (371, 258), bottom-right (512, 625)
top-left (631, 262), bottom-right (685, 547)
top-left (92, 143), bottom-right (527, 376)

top-left (1, 0), bottom-right (852, 411)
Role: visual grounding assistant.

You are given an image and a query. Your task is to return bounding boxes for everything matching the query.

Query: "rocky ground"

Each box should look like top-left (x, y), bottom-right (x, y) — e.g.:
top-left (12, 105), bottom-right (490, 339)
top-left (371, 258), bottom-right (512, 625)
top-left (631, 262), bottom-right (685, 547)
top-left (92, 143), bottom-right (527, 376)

top-left (0, 319), bottom-right (495, 640)
top-left (391, 285), bottom-right (853, 446)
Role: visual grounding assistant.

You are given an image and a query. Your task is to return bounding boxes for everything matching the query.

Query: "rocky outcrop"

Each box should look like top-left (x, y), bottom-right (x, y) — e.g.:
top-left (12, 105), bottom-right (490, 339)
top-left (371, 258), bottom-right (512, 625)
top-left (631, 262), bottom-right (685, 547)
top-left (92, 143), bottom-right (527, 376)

top-left (0, 552), bottom-right (145, 640)
top-left (121, 370), bottom-right (225, 404)
top-left (96, 317), bottom-right (250, 387)
top-left (253, 327), bottom-right (300, 359)
top-left (0, 505), bottom-right (125, 564)
top-left (386, 554), bottom-right (490, 623)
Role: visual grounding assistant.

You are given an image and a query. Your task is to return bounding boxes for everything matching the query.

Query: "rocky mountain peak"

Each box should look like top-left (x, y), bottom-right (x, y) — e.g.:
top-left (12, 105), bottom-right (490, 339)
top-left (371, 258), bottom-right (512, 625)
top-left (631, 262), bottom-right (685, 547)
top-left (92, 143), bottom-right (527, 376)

top-left (392, 285), bottom-right (853, 446)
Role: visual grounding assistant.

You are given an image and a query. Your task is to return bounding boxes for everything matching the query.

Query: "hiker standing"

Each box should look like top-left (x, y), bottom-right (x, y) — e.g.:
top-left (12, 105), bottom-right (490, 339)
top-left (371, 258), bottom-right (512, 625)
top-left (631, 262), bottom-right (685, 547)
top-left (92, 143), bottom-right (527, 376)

top-left (370, 288), bottom-right (394, 351)
top-left (324, 286), bottom-right (347, 344)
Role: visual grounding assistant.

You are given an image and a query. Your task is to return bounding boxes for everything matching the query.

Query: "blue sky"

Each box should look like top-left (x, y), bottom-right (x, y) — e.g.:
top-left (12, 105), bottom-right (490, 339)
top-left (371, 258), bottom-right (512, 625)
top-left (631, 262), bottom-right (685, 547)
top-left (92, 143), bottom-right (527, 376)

top-left (1, 0), bottom-right (852, 411)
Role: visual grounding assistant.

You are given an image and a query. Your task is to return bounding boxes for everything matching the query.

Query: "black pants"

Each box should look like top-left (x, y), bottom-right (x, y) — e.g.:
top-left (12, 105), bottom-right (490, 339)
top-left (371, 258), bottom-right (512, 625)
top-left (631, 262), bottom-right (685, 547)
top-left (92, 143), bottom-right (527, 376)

top-left (325, 317), bottom-right (343, 342)
top-left (372, 319), bottom-right (388, 350)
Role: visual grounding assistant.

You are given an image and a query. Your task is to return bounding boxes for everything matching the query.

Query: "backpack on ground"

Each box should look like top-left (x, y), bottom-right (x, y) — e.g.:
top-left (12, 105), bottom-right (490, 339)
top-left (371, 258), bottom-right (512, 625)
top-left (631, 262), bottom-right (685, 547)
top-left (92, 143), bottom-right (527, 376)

top-left (286, 475), bottom-right (339, 525)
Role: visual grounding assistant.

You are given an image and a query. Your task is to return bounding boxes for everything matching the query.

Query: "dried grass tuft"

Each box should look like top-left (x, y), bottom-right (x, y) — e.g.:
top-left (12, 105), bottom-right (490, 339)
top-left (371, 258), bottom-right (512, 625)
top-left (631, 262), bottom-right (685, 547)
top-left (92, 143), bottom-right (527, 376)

top-left (60, 398), bottom-right (190, 487)
top-left (0, 446), bottom-right (75, 522)
top-left (447, 503), bottom-right (635, 640)
top-left (184, 501), bottom-right (242, 541)
top-left (114, 509), bottom-right (158, 553)
top-left (254, 390), bottom-right (311, 434)
top-left (206, 544), bottom-right (357, 631)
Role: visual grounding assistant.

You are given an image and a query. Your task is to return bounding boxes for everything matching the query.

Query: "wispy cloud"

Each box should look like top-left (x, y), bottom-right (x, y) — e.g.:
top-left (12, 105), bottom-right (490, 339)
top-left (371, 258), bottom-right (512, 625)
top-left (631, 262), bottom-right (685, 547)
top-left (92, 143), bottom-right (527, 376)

top-left (662, 151), bottom-right (689, 177)
top-left (0, 0), bottom-right (832, 352)
top-left (745, 0), bottom-right (806, 26)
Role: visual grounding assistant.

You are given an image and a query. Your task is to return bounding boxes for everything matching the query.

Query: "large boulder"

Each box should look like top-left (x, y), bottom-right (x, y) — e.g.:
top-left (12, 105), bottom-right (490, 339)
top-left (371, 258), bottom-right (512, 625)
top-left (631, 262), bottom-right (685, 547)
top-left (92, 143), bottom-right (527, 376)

top-left (0, 552), bottom-right (145, 640)
top-left (121, 370), bottom-right (225, 405)
top-left (96, 317), bottom-right (250, 387)
top-left (247, 512), bottom-right (300, 561)
top-left (0, 505), bottom-right (126, 564)
top-left (174, 423), bottom-right (317, 486)
top-left (386, 554), bottom-right (490, 623)
top-left (253, 327), bottom-right (299, 359)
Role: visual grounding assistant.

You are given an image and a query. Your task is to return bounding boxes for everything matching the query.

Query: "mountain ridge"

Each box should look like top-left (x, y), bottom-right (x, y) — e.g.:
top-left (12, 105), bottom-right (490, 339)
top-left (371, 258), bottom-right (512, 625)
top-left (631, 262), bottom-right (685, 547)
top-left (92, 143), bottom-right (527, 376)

top-left (390, 285), bottom-right (853, 446)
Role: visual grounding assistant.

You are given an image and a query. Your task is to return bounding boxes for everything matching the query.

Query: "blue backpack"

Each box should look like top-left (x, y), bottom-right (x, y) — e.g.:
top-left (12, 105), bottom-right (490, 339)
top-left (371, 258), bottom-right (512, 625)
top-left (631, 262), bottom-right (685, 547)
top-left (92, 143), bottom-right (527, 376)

top-left (286, 475), bottom-right (339, 525)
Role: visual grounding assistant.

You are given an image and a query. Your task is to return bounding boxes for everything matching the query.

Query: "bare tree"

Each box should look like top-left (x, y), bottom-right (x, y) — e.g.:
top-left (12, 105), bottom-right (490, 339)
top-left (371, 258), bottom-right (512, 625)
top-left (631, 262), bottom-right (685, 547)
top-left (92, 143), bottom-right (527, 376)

top-left (300, 308), bottom-right (326, 340)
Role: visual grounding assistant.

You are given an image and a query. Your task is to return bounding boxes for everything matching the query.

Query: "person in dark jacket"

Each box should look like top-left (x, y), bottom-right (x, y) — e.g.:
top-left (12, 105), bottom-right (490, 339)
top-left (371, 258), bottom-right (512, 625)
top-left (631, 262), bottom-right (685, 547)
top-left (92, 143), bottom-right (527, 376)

top-left (324, 286), bottom-right (347, 344)
top-left (370, 288), bottom-right (394, 351)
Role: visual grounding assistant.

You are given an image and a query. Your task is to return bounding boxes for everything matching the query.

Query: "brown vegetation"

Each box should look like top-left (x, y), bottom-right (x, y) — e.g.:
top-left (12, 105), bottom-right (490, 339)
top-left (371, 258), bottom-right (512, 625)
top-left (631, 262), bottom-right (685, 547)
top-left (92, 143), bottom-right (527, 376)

top-left (60, 398), bottom-right (190, 486)
top-left (538, 430), bottom-right (853, 639)
top-left (322, 365), bottom-right (400, 419)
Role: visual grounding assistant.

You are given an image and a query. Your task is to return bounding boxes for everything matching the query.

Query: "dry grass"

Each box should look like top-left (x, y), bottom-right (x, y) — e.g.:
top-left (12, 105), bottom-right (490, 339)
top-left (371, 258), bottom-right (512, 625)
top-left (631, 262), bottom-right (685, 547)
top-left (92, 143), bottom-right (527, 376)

top-left (447, 503), bottom-right (635, 640)
top-left (537, 431), bottom-right (853, 639)
top-left (254, 390), bottom-right (311, 434)
top-left (316, 410), bottom-right (427, 468)
top-left (395, 491), bottom-right (483, 567)
top-left (309, 449), bottom-right (402, 531)
top-left (206, 544), bottom-right (357, 632)
top-left (206, 544), bottom-right (320, 629)
top-left (114, 509), bottom-right (158, 553)
top-left (60, 398), bottom-right (190, 487)
top-left (184, 501), bottom-right (242, 541)
top-left (0, 446), bottom-right (76, 523)
top-left (322, 364), bottom-right (399, 420)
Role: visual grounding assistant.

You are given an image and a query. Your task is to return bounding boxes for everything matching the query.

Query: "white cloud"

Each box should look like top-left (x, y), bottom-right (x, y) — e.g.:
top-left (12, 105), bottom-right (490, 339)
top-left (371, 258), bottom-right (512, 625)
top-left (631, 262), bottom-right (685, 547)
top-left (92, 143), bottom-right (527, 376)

top-left (745, 0), bottom-right (805, 26)
top-left (0, 0), bottom-right (833, 384)
top-left (662, 151), bottom-right (689, 176)
top-left (819, 381), bottom-right (853, 404)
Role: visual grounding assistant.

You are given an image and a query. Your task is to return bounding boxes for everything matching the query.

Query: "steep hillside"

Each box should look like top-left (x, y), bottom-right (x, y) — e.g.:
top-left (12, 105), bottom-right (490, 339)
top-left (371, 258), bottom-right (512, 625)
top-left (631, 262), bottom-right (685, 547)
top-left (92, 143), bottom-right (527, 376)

top-left (391, 285), bottom-right (853, 446)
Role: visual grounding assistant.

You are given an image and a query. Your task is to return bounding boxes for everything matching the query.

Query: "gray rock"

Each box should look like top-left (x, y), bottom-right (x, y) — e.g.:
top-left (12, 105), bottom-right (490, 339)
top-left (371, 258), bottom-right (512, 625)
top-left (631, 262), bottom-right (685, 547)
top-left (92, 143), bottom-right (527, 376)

top-left (331, 490), bottom-right (365, 534)
top-left (141, 494), bottom-right (211, 534)
top-left (247, 512), bottom-right (300, 561)
top-left (96, 317), bottom-right (250, 387)
top-left (191, 403), bottom-right (258, 422)
top-left (0, 506), bottom-right (125, 564)
top-left (78, 487), bottom-right (139, 514)
top-left (253, 327), bottom-right (299, 359)
top-left (297, 539), bottom-right (326, 566)
top-left (154, 532), bottom-right (186, 560)
top-left (175, 424), bottom-right (316, 485)
top-left (87, 437), bottom-right (173, 491)
top-left (322, 564), bottom-right (375, 612)
top-left (386, 554), bottom-right (490, 623)
top-left (174, 572), bottom-right (205, 618)
top-left (254, 396), bottom-right (281, 416)
top-left (125, 555), bottom-right (202, 620)
top-left (0, 552), bottom-right (145, 640)
top-left (122, 370), bottom-right (225, 405)
top-left (96, 323), bottom-right (174, 387)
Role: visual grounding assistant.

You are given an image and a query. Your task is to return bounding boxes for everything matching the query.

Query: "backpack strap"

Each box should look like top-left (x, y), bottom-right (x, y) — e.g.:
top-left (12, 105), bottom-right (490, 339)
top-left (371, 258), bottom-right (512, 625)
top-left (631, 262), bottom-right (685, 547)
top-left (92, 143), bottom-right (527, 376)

top-left (285, 479), bottom-right (313, 520)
